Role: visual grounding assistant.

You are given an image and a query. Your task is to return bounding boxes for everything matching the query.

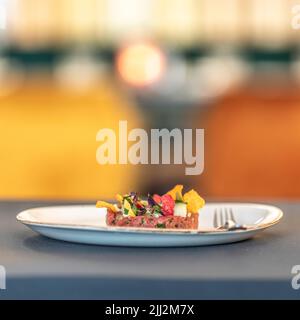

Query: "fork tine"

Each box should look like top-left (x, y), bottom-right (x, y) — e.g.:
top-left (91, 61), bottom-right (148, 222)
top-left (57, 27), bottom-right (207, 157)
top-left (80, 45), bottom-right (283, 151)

top-left (229, 208), bottom-right (236, 223)
top-left (225, 208), bottom-right (229, 222)
top-left (213, 209), bottom-right (218, 228)
top-left (220, 208), bottom-right (224, 226)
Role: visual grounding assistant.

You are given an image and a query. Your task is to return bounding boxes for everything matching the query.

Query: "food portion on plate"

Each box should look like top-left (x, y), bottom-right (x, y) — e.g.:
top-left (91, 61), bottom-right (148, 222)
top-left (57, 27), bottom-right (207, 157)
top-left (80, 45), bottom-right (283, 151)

top-left (96, 185), bottom-right (205, 229)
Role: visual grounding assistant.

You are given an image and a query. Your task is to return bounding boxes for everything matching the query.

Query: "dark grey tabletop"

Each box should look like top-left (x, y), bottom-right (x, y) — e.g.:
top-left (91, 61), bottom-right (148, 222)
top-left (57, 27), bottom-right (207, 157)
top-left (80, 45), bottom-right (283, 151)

top-left (0, 200), bottom-right (300, 300)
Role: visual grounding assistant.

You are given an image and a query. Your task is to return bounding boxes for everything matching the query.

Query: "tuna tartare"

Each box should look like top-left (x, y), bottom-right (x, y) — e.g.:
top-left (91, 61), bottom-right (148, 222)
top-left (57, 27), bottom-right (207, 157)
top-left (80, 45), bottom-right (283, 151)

top-left (96, 185), bottom-right (205, 230)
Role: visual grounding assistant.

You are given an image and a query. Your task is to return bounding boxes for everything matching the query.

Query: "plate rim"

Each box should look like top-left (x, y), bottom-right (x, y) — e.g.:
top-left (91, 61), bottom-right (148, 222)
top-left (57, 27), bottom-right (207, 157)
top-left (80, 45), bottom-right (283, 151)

top-left (16, 203), bottom-right (283, 236)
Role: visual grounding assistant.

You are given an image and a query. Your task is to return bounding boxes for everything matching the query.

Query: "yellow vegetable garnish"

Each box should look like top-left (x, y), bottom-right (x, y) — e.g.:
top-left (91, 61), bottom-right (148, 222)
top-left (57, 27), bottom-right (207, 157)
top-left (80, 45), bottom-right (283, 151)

top-left (115, 194), bottom-right (123, 204)
top-left (167, 184), bottom-right (183, 201)
top-left (183, 189), bottom-right (205, 214)
top-left (141, 200), bottom-right (148, 206)
top-left (123, 199), bottom-right (136, 217)
top-left (96, 200), bottom-right (118, 213)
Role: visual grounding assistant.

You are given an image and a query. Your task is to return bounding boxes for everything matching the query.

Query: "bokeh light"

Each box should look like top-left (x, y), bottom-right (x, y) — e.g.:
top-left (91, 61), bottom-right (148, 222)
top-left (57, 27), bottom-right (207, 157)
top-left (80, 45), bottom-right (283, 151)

top-left (116, 40), bottom-right (166, 87)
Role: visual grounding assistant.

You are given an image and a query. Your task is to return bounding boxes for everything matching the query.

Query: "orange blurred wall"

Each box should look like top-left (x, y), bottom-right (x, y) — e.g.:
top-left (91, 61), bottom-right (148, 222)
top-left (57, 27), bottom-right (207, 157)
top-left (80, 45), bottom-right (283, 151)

top-left (200, 83), bottom-right (300, 199)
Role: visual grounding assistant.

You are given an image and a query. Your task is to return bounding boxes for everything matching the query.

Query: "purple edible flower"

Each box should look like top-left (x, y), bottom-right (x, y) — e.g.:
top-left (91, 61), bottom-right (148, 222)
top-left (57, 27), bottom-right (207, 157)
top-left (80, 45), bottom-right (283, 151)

top-left (130, 192), bottom-right (138, 202)
top-left (147, 194), bottom-right (157, 207)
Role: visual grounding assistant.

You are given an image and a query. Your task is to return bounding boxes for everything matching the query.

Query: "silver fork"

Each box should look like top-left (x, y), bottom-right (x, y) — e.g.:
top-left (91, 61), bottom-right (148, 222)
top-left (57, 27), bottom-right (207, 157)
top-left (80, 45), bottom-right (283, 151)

top-left (213, 207), bottom-right (247, 231)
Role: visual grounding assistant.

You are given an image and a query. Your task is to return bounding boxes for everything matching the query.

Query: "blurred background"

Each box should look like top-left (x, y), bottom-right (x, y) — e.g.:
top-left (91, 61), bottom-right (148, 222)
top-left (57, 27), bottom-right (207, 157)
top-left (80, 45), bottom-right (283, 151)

top-left (0, 0), bottom-right (300, 200)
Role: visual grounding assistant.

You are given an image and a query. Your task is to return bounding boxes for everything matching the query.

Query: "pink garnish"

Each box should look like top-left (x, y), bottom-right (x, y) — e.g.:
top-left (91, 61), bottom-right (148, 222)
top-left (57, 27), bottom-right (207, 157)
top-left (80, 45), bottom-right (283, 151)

top-left (153, 194), bottom-right (175, 216)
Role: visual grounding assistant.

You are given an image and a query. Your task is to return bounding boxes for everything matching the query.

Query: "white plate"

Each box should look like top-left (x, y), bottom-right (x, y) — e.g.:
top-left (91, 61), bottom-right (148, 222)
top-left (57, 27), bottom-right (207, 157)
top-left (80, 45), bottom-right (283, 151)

top-left (16, 203), bottom-right (283, 247)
